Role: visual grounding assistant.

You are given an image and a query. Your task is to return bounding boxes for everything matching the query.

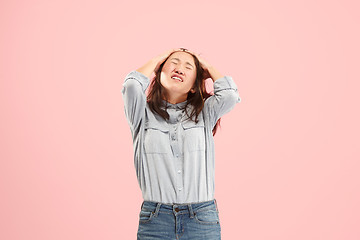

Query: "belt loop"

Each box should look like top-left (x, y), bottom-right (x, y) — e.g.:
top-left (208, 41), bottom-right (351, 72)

top-left (188, 203), bottom-right (195, 218)
top-left (140, 201), bottom-right (144, 210)
top-left (154, 202), bottom-right (162, 217)
top-left (214, 199), bottom-right (218, 212)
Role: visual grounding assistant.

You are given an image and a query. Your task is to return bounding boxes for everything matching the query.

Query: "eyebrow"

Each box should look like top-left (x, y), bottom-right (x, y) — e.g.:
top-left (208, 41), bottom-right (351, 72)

top-left (170, 58), bottom-right (194, 68)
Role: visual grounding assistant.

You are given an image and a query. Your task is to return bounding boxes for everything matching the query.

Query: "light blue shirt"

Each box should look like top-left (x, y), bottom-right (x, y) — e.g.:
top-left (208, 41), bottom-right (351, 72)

top-left (121, 70), bottom-right (241, 204)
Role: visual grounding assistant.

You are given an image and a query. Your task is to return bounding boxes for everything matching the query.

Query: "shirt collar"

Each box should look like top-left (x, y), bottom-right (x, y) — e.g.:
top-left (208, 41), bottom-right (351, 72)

top-left (161, 99), bottom-right (188, 110)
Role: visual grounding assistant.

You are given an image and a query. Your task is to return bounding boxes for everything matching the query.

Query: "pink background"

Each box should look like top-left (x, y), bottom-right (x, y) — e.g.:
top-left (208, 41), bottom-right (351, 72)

top-left (1, 0), bottom-right (359, 239)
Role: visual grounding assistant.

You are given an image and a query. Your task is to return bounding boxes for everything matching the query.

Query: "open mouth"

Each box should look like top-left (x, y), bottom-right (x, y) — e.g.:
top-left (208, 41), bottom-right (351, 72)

top-left (171, 76), bottom-right (183, 82)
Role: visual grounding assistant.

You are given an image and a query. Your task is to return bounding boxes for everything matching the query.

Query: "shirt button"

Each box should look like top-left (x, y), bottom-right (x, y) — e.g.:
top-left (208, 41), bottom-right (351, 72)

top-left (178, 188), bottom-right (182, 191)
top-left (177, 170), bottom-right (181, 174)
top-left (176, 154), bottom-right (179, 157)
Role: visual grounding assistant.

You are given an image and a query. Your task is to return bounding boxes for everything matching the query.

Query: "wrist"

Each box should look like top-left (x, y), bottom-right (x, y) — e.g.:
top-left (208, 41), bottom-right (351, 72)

top-left (208, 66), bottom-right (224, 82)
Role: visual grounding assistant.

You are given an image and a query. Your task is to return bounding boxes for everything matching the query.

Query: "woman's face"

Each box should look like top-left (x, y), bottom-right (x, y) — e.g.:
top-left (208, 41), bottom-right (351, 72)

top-left (160, 51), bottom-right (197, 99)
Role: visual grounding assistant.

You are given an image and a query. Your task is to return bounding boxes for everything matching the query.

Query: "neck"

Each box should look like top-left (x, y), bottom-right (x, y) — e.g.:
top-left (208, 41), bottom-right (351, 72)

top-left (162, 94), bottom-right (187, 104)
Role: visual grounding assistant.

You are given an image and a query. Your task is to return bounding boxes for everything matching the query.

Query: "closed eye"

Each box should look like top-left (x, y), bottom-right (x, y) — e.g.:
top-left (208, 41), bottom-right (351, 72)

top-left (172, 61), bottom-right (192, 70)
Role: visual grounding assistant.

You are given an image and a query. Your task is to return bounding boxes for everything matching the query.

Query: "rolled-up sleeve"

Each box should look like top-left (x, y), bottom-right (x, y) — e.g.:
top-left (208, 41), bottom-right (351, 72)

top-left (121, 70), bottom-right (150, 131)
top-left (204, 76), bottom-right (241, 129)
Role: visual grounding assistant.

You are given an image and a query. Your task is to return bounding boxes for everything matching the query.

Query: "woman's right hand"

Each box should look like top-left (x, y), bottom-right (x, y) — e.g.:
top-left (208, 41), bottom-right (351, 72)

top-left (136, 49), bottom-right (179, 78)
top-left (153, 48), bottom-right (179, 73)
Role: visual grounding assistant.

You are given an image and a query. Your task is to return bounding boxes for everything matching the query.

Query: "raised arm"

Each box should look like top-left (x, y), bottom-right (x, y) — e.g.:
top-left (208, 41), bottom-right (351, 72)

top-left (121, 69), bottom-right (150, 132)
top-left (204, 71), bottom-right (241, 129)
top-left (194, 54), bottom-right (241, 129)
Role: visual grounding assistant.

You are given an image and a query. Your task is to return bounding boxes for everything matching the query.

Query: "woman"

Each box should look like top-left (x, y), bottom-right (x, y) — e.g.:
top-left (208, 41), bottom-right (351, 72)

top-left (121, 48), bottom-right (241, 239)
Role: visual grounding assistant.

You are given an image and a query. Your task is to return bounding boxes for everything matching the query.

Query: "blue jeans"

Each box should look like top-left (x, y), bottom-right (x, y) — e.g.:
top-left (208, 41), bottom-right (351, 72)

top-left (137, 199), bottom-right (221, 240)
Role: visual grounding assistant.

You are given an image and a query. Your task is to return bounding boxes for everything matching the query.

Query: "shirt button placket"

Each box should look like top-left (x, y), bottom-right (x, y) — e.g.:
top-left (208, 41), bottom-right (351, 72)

top-left (171, 109), bottom-right (184, 202)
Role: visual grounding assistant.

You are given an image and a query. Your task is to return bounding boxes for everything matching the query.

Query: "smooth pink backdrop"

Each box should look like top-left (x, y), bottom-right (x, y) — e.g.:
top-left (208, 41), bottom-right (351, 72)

top-left (1, 0), bottom-right (359, 239)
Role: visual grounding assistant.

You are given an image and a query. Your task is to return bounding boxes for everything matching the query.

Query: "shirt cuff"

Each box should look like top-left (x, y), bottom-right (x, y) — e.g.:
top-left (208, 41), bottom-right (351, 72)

top-left (124, 70), bottom-right (150, 92)
top-left (213, 76), bottom-right (238, 91)
top-left (213, 76), bottom-right (241, 103)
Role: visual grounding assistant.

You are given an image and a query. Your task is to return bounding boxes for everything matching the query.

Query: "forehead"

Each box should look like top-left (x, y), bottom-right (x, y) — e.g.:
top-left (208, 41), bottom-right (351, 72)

top-left (168, 51), bottom-right (195, 66)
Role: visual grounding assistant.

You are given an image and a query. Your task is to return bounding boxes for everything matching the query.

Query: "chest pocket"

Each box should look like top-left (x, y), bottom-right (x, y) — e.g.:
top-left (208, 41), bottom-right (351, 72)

top-left (144, 121), bottom-right (170, 154)
top-left (181, 118), bottom-right (206, 152)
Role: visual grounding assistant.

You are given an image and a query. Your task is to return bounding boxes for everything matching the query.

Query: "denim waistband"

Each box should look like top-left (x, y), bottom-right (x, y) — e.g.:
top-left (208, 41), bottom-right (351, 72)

top-left (140, 199), bottom-right (219, 218)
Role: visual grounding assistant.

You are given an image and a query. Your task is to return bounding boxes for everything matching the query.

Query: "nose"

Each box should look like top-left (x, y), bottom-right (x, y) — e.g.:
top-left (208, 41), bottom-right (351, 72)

top-left (175, 68), bottom-right (184, 75)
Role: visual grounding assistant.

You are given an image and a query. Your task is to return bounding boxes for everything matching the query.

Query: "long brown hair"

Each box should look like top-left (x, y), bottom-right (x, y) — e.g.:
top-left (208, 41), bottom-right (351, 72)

top-left (146, 50), bottom-right (221, 136)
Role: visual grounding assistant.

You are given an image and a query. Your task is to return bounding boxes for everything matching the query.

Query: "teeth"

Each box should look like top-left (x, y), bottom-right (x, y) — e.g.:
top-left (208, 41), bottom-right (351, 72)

top-left (172, 76), bottom-right (183, 82)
